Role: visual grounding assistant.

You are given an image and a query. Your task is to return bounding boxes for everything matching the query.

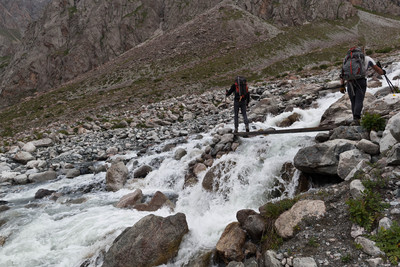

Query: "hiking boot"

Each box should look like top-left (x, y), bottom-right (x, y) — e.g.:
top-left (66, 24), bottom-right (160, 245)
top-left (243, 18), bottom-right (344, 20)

top-left (234, 128), bottom-right (238, 133)
top-left (246, 128), bottom-right (250, 133)
top-left (350, 119), bottom-right (360, 126)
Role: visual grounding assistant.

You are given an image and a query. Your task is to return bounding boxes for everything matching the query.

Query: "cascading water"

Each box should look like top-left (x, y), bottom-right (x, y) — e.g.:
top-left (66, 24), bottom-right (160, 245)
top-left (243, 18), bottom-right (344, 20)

top-left (0, 89), bottom-right (367, 267)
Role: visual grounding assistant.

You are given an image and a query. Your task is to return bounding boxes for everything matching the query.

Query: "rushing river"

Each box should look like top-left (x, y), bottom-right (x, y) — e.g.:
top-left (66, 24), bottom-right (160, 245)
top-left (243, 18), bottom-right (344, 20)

top-left (1, 63), bottom-right (398, 267)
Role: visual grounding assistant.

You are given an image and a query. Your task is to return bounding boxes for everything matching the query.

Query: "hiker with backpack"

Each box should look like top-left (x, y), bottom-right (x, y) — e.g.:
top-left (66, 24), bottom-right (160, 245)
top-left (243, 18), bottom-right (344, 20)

top-left (226, 76), bottom-right (250, 133)
top-left (340, 46), bottom-right (385, 125)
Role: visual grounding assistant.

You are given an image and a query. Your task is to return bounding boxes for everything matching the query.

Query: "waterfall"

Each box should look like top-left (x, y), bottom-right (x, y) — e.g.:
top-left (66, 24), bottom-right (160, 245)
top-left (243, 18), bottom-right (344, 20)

top-left (0, 91), bottom-right (342, 267)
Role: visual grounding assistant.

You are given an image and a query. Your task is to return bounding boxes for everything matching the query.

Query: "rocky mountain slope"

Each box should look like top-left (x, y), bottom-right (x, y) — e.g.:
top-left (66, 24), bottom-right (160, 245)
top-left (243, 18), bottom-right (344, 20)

top-left (1, 1), bottom-right (400, 138)
top-left (0, 51), bottom-right (400, 267)
top-left (0, 0), bottom-right (50, 68)
top-left (351, 0), bottom-right (400, 16)
top-left (0, 0), bottom-right (356, 108)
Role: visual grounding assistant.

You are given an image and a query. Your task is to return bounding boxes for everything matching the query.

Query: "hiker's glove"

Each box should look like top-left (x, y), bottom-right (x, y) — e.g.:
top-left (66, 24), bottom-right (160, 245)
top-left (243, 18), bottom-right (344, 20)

top-left (340, 85), bottom-right (346, 94)
top-left (382, 69), bottom-right (386, 75)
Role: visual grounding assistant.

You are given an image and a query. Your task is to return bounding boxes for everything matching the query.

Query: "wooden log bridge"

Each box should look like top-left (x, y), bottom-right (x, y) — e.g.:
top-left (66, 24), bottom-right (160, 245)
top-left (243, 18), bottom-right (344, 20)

top-left (234, 126), bottom-right (334, 137)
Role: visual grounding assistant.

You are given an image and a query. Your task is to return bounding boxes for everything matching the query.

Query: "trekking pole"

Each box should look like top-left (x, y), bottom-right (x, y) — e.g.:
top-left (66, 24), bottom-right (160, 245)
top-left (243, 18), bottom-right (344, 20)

top-left (384, 74), bottom-right (397, 94)
top-left (377, 61), bottom-right (398, 94)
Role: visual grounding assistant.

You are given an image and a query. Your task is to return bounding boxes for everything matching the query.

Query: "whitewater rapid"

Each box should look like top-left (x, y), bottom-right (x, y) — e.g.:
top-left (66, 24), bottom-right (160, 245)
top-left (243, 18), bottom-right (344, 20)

top-left (2, 62), bottom-right (399, 267)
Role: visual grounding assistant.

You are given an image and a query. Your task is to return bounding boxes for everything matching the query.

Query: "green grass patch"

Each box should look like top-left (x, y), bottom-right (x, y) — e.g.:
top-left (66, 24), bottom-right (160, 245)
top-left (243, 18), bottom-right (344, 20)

top-left (375, 47), bottom-right (393, 54)
top-left (68, 6), bottom-right (78, 16)
top-left (260, 197), bottom-right (298, 219)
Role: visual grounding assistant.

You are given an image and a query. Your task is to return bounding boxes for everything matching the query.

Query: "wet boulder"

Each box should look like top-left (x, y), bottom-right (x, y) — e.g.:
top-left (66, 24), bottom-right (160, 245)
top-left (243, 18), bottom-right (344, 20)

top-left (216, 222), bottom-right (246, 263)
top-left (102, 213), bottom-right (189, 267)
top-left (174, 148), bottom-right (187, 160)
top-left (248, 98), bottom-right (280, 122)
top-left (133, 191), bottom-right (174, 212)
top-left (35, 189), bottom-right (56, 199)
top-left (240, 213), bottom-right (266, 242)
top-left (276, 112), bottom-right (301, 127)
top-left (105, 161), bottom-right (128, 192)
top-left (133, 164), bottom-right (152, 178)
top-left (116, 189), bottom-right (143, 209)
top-left (202, 160), bottom-right (236, 192)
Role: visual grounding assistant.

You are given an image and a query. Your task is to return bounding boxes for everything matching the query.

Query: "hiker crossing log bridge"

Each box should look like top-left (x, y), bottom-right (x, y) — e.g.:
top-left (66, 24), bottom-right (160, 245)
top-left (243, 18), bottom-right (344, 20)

top-left (234, 126), bottom-right (334, 137)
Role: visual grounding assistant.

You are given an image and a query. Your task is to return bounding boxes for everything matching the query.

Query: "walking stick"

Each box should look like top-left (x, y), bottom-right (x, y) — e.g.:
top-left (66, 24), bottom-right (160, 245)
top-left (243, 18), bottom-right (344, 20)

top-left (377, 61), bottom-right (398, 95)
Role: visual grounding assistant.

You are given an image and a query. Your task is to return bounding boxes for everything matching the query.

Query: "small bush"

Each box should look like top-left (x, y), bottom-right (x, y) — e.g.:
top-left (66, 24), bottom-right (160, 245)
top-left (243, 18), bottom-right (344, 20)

top-left (261, 197), bottom-right (298, 219)
top-left (346, 188), bottom-right (389, 231)
top-left (370, 222), bottom-right (400, 265)
top-left (360, 113), bottom-right (386, 131)
top-left (307, 236), bottom-right (319, 247)
top-left (341, 253), bottom-right (352, 263)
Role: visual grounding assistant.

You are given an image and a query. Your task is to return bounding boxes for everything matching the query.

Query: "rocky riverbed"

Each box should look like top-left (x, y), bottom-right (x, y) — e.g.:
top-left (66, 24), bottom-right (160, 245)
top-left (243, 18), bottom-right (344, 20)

top-left (1, 53), bottom-right (400, 267)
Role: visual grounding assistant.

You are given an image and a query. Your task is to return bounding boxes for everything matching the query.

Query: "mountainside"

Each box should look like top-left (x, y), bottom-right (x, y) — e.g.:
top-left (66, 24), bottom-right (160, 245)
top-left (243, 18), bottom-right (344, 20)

top-left (351, 0), bottom-right (400, 15)
top-left (1, 0), bottom-right (400, 138)
top-left (0, 0), bottom-right (356, 108)
top-left (0, 0), bottom-right (50, 67)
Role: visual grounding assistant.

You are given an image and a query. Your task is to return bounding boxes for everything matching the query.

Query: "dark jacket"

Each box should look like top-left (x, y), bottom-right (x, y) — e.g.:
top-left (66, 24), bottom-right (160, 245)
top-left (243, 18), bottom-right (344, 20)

top-left (226, 84), bottom-right (250, 104)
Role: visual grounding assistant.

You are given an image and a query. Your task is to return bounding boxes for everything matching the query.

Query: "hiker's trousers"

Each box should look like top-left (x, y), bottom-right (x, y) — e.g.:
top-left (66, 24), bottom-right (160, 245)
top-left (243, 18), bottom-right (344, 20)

top-left (347, 78), bottom-right (367, 120)
top-left (234, 100), bottom-right (249, 130)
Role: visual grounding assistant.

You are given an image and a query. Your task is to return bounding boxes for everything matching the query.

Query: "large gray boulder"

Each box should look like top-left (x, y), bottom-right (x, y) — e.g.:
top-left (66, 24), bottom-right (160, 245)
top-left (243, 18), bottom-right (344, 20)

top-left (329, 126), bottom-right (369, 141)
top-left (102, 213), bottom-right (189, 267)
top-left (31, 138), bottom-right (53, 147)
top-left (13, 151), bottom-right (35, 164)
top-left (380, 127), bottom-right (398, 155)
top-left (388, 112), bottom-right (400, 142)
top-left (29, 170), bottom-right (57, 183)
top-left (337, 149), bottom-right (371, 180)
top-left (293, 139), bottom-right (357, 176)
top-left (387, 143), bottom-right (400, 165)
top-left (320, 93), bottom-right (375, 127)
top-left (364, 94), bottom-right (400, 117)
top-left (106, 162), bottom-right (128, 192)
